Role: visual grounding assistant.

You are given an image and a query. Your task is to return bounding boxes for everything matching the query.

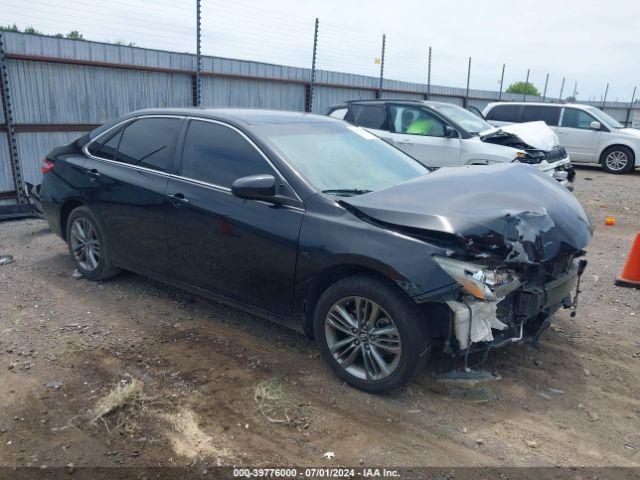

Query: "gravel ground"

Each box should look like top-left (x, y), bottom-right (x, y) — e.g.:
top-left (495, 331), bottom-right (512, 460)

top-left (0, 166), bottom-right (639, 469)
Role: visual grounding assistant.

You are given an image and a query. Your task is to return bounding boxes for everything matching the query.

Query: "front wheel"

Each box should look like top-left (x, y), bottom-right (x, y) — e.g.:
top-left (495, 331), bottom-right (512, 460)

top-left (66, 206), bottom-right (120, 281)
top-left (601, 146), bottom-right (635, 173)
top-left (313, 275), bottom-right (429, 393)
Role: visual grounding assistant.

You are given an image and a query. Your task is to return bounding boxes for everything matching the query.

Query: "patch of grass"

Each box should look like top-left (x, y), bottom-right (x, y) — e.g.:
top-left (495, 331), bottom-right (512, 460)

top-left (91, 376), bottom-right (144, 422)
top-left (253, 378), bottom-right (309, 428)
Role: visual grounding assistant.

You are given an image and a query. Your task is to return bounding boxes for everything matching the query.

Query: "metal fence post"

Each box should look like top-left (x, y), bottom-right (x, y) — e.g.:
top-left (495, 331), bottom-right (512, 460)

top-left (425, 46), bottom-right (432, 100)
top-left (377, 34), bottom-right (386, 99)
top-left (0, 32), bottom-right (24, 204)
top-left (306, 18), bottom-right (319, 113)
top-left (559, 77), bottom-right (565, 102)
top-left (624, 86), bottom-right (636, 127)
top-left (498, 63), bottom-right (505, 101)
top-left (523, 68), bottom-right (530, 102)
top-left (195, 0), bottom-right (202, 107)
top-left (602, 83), bottom-right (609, 108)
top-left (464, 57), bottom-right (471, 107)
top-left (542, 73), bottom-right (549, 102)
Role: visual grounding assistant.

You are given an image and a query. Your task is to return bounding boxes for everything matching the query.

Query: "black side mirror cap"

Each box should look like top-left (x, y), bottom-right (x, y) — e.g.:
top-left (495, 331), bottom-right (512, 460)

top-left (231, 174), bottom-right (278, 201)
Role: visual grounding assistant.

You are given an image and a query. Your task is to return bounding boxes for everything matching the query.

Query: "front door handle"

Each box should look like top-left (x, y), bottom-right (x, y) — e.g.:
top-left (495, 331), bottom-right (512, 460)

top-left (167, 193), bottom-right (191, 208)
top-left (395, 139), bottom-right (414, 145)
top-left (86, 169), bottom-right (101, 182)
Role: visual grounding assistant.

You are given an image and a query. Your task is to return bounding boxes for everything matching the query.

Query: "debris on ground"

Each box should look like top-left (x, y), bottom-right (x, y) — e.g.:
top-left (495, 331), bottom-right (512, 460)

top-left (0, 255), bottom-right (14, 266)
top-left (323, 451), bottom-right (335, 459)
top-left (90, 376), bottom-right (144, 422)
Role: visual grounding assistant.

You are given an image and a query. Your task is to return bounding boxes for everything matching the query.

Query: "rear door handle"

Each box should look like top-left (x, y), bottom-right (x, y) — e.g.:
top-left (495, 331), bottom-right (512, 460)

top-left (167, 193), bottom-right (191, 208)
top-left (86, 169), bottom-right (101, 181)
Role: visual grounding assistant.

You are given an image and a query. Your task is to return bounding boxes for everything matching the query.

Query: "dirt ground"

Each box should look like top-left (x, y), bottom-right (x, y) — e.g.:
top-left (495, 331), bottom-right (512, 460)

top-left (0, 167), bottom-right (639, 470)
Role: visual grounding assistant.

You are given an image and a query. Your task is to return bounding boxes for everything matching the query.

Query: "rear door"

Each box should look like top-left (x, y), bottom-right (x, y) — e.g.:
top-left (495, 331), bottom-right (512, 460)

top-left (386, 104), bottom-right (461, 167)
top-left (556, 108), bottom-right (602, 162)
top-left (83, 116), bottom-right (183, 275)
top-left (165, 118), bottom-right (304, 316)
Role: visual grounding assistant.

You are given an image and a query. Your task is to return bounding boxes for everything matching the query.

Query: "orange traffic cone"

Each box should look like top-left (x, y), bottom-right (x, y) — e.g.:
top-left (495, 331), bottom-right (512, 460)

top-left (615, 233), bottom-right (640, 289)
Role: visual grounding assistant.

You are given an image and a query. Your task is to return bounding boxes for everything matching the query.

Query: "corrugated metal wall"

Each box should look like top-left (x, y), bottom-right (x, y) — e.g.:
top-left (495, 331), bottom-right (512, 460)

top-left (1, 30), bottom-right (639, 197)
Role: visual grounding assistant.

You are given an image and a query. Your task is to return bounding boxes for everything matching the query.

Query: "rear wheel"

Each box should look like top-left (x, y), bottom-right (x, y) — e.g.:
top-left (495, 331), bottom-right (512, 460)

top-left (66, 206), bottom-right (120, 281)
top-left (313, 275), bottom-right (429, 393)
top-left (601, 146), bottom-right (635, 173)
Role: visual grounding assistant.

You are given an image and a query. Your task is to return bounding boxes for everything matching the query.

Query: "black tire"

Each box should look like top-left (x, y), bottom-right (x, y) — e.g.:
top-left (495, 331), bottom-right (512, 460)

top-left (600, 145), bottom-right (635, 174)
top-left (313, 275), bottom-right (429, 394)
top-left (66, 206), bottom-right (120, 281)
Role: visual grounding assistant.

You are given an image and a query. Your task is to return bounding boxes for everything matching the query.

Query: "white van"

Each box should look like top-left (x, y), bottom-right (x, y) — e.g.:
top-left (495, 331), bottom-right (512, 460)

top-left (327, 100), bottom-right (574, 188)
top-left (483, 102), bottom-right (640, 174)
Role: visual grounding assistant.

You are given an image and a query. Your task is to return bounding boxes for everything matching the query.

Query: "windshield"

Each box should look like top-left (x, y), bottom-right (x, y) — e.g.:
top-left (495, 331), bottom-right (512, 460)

top-left (431, 103), bottom-right (493, 134)
top-left (254, 122), bottom-right (428, 195)
top-left (586, 106), bottom-right (623, 129)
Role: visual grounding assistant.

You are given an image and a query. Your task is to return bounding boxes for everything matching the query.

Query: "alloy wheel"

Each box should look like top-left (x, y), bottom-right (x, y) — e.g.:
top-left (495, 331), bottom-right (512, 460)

top-left (605, 150), bottom-right (629, 171)
top-left (324, 296), bottom-right (401, 381)
top-left (69, 217), bottom-right (101, 271)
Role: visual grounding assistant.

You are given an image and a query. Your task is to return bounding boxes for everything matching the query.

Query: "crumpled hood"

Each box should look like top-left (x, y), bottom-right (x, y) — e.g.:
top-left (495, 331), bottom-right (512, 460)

top-left (480, 121), bottom-right (559, 151)
top-left (342, 163), bottom-right (592, 265)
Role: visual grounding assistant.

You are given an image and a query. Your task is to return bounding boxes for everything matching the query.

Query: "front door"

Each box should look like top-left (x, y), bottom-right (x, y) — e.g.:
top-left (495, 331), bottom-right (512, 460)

top-left (83, 116), bottom-right (183, 275)
top-left (555, 108), bottom-right (602, 163)
top-left (386, 105), bottom-right (461, 167)
top-left (165, 118), bottom-right (304, 316)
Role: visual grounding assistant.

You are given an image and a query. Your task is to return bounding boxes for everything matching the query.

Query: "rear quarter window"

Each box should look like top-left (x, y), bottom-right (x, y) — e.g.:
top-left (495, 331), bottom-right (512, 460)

top-left (347, 105), bottom-right (388, 130)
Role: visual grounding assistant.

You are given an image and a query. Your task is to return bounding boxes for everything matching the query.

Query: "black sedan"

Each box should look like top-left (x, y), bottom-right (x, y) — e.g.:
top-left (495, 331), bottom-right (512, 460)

top-left (39, 108), bottom-right (592, 393)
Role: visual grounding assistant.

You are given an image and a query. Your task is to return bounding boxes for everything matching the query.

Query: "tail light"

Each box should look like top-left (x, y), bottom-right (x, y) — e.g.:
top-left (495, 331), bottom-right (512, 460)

top-left (41, 159), bottom-right (55, 175)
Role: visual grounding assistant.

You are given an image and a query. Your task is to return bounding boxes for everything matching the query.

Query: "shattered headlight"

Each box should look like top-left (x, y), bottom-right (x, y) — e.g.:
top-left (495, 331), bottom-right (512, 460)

top-left (433, 256), bottom-right (521, 301)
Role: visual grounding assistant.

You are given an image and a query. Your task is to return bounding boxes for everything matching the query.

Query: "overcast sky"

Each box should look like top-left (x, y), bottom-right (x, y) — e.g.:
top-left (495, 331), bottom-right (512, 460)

top-left (2, 0), bottom-right (639, 101)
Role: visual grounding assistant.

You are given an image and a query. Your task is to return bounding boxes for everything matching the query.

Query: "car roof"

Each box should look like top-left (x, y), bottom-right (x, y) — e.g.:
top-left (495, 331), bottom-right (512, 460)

top-left (485, 101), bottom-right (595, 109)
top-left (342, 99), bottom-right (454, 108)
top-left (123, 107), bottom-right (339, 125)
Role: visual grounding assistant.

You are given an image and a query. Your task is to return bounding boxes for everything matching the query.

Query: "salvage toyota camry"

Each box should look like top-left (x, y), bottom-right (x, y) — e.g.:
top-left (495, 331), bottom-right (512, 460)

top-left (39, 109), bottom-right (593, 393)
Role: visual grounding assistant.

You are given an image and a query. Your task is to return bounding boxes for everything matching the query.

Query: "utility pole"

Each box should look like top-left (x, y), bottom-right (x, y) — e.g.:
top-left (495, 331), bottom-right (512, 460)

top-left (572, 81), bottom-right (578, 101)
top-left (523, 68), bottom-right (530, 102)
top-left (542, 73), bottom-right (549, 102)
top-left (426, 46), bottom-right (432, 100)
top-left (498, 63), bottom-right (505, 101)
top-left (464, 57), bottom-right (471, 107)
top-left (602, 83), bottom-right (609, 108)
top-left (195, 0), bottom-right (202, 106)
top-left (625, 86), bottom-right (636, 127)
top-left (307, 18), bottom-right (319, 113)
top-left (559, 77), bottom-right (566, 102)
top-left (377, 34), bottom-right (386, 98)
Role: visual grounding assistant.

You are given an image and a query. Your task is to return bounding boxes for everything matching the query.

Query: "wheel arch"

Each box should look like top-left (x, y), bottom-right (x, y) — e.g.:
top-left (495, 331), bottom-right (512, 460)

top-left (59, 198), bottom-right (86, 241)
top-left (598, 142), bottom-right (638, 166)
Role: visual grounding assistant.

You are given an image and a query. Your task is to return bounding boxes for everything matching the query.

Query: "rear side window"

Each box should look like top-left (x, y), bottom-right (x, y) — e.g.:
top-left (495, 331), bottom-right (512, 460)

top-left (347, 105), bottom-right (388, 130)
top-left (328, 108), bottom-right (347, 119)
top-left (522, 106), bottom-right (560, 126)
top-left (485, 104), bottom-right (522, 122)
top-left (116, 117), bottom-right (182, 172)
top-left (88, 128), bottom-right (123, 160)
top-left (180, 120), bottom-right (276, 188)
top-left (561, 108), bottom-right (597, 129)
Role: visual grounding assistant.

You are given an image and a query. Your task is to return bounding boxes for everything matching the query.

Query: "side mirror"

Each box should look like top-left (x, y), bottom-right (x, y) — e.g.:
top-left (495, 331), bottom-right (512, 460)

top-left (231, 174), bottom-right (278, 201)
top-left (589, 121), bottom-right (601, 130)
top-left (443, 125), bottom-right (458, 138)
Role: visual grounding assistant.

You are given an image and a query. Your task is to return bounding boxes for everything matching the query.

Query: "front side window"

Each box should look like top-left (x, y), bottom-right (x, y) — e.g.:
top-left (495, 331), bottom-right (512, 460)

top-left (389, 106), bottom-right (446, 137)
top-left (347, 105), bottom-right (388, 130)
top-left (585, 107), bottom-right (622, 129)
top-left (254, 122), bottom-right (428, 195)
top-left (116, 117), bottom-right (182, 172)
top-left (181, 120), bottom-right (276, 188)
top-left (486, 104), bottom-right (522, 122)
top-left (561, 108), bottom-right (597, 129)
top-left (522, 106), bottom-right (561, 126)
top-left (431, 103), bottom-right (492, 134)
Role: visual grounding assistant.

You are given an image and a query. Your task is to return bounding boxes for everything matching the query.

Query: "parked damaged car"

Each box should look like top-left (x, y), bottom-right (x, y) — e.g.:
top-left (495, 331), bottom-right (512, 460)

top-left (327, 100), bottom-right (575, 188)
top-left (38, 109), bottom-right (592, 393)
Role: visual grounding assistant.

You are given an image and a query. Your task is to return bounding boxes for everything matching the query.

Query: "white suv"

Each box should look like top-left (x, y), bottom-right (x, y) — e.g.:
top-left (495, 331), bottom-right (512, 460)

top-left (327, 100), bottom-right (575, 188)
top-left (483, 102), bottom-right (640, 174)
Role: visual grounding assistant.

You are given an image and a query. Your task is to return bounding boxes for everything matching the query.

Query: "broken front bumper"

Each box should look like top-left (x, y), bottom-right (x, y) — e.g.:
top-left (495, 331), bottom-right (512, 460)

top-left (536, 156), bottom-right (575, 189)
top-left (446, 258), bottom-right (585, 351)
